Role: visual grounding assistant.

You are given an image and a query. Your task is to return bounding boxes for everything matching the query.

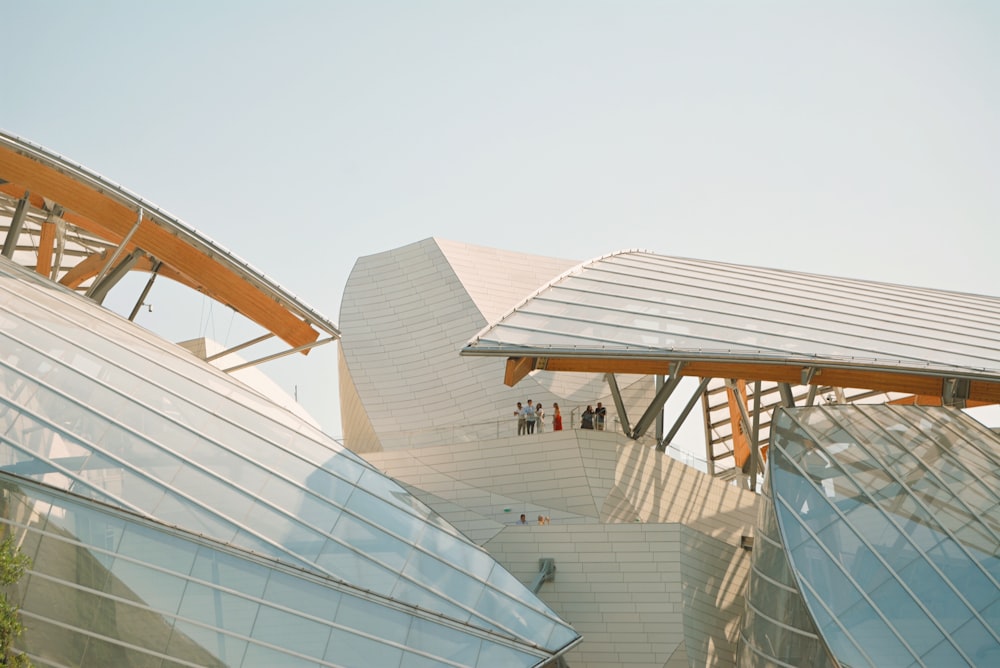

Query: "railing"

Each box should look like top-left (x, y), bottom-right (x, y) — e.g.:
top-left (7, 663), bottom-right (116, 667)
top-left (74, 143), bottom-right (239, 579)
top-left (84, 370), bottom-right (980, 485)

top-left (376, 411), bottom-right (625, 448)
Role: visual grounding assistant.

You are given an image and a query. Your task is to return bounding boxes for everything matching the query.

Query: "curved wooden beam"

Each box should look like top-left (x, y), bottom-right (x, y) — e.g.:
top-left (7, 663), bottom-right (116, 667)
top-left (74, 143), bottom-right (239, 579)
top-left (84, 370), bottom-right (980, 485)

top-left (0, 145), bottom-right (318, 350)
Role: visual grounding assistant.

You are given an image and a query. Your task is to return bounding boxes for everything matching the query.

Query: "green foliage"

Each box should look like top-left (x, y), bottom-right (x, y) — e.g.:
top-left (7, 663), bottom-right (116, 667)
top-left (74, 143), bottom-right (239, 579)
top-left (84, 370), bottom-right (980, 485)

top-left (0, 535), bottom-right (31, 667)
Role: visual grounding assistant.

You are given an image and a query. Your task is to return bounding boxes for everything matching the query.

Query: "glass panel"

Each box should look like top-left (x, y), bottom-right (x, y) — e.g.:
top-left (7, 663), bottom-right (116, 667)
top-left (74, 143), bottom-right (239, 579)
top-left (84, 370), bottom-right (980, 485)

top-left (164, 466), bottom-right (254, 530)
top-left (391, 579), bottom-right (471, 626)
top-left (257, 474), bottom-right (342, 536)
top-left (747, 567), bottom-right (809, 627)
top-left (866, 575), bottom-right (939, 655)
top-left (316, 536), bottom-right (400, 595)
top-left (151, 494), bottom-right (235, 545)
top-left (22, 572), bottom-right (104, 629)
top-left (926, 539), bottom-right (996, 612)
top-left (117, 524), bottom-right (196, 575)
top-left (335, 595), bottom-right (411, 645)
top-left (815, 520), bottom-right (864, 575)
top-left (80, 636), bottom-right (170, 668)
top-left (896, 557), bottom-right (970, 634)
top-left (18, 613), bottom-right (86, 665)
top-left (242, 643), bottom-right (319, 668)
top-left (743, 603), bottom-right (827, 668)
top-left (797, 588), bottom-right (868, 668)
top-left (107, 558), bottom-right (185, 613)
top-left (329, 512), bottom-right (409, 573)
top-left (346, 487), bottom-right (424, 545)
top-left (167, 619), bottom-right (241, 667)
top-left (401, 549), bottom-right (485, 610)
top-left (263, 570), bottom-right (342, 620)
top-left (919, 638), bottom-right (971, 668)
top-left (177, 581), bottom-right (259, 636)
top-left (475, 642), bottom-right (541, 667)
top-left (416, 525), bottom-right (492, 580)
top-left (189, 547), bottom-right (268, 598)
top-left (753, 533), bottom-right (794, 587)
top-left (324, 626), bottom-right (404, 668)
top-left (239, 499), bottom-right (324, 563)
top-left (474, 586), bottom-right (555, 646)
top-left (838, 600), bottom-right (914, 667)
top-left (756, 489), bottom-right (781, 542)
top-left (250, 604), bottom-right (331, 657)
top-left (949, 616), bottom-right (997, 666)
top-left (298, 464), bottom-right (355, 511)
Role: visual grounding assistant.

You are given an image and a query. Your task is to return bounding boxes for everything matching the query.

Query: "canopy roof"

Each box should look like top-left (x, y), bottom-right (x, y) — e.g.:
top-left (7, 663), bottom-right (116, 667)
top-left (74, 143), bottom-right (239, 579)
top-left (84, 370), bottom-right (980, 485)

top-left (0, 130), bottom-right (338, 360)
top-left (463, 250), bottom-right (1000, 403)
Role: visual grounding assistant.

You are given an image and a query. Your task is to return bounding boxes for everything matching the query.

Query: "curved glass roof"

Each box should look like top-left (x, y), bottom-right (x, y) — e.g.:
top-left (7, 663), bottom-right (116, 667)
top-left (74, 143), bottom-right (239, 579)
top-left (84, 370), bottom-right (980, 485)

top-left (763, 404), bottom-right (1000, 667)
top-left (3, 474), bottom-right (555, 667)
top-left (0, 255), bottom-right (578, 662)
top-left (463, 250), bottom-right (1000, 381)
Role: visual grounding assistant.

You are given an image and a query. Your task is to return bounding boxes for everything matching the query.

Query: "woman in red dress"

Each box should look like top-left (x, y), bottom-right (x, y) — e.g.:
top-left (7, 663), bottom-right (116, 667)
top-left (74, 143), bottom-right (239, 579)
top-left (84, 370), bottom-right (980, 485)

top-left (553, 403), bottom-right (563, 431)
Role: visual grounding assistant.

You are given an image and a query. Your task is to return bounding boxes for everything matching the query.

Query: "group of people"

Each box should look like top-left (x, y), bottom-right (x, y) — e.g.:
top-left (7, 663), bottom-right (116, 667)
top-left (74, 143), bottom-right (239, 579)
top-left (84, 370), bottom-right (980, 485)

top-left (580, 402), bottom-right (607, 430)
top-left (513, 399), bottom-right (563, 434)
top-left (518, 513), bottom-right (550, 525)
top-left (514, 400), bottom-right (610, 433)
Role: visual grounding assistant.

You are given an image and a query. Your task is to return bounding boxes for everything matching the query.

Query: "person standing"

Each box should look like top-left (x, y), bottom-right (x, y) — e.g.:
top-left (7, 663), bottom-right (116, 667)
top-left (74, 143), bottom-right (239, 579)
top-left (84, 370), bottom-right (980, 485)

top-left (535, 403), bottom-right (545, 433)
top-left (552, 403), bottom-right (563, 431)
top-left (524, 400), bottom-right (536, 434)
top-left (581, 405), bottom-right (594, 429)
top-left (595, 402), bottom-right (607, 431)
top-left (515, 402), bottom-right (525, 435)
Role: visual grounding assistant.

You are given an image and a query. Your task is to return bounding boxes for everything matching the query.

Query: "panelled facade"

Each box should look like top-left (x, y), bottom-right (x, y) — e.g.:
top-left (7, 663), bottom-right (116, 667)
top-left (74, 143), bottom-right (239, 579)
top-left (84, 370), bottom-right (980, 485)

top-left (341, 241), bottom-right (1000, 667)
top-left (339, 240), bottom-right (761, 667)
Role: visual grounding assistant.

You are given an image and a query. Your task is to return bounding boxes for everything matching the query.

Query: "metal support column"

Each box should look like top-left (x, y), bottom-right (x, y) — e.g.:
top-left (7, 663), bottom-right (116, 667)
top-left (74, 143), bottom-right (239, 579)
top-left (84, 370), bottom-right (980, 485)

top-left (631, 363), bottom-right (685, 439)
top-left (654, 374), bottom-right (664, 444)
top-left (606, 373), bottom-right (631, 436)
top-left (2, 192), bottom-right (30, 258)
top-left (128, 260), bottom-right (162, 321)
top-left (86, 209), bottom-right (143, 299)
top-left (88, 249), bottom-right (144, 304)
top-left (778, 382), bottom-right (795, 408)
top-left (659, 377), bottom-right (711, 452)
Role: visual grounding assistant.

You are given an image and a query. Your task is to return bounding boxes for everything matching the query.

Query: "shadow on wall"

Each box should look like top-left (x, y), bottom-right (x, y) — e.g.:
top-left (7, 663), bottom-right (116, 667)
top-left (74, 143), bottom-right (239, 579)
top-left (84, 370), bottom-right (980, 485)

top-left (680, 526), bottom-right (752, 667)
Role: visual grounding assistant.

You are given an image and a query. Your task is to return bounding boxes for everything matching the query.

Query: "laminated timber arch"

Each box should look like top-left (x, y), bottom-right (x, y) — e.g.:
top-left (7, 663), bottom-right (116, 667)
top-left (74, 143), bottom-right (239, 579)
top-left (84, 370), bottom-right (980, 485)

top-left (0, 131), bottom-right (338, 367)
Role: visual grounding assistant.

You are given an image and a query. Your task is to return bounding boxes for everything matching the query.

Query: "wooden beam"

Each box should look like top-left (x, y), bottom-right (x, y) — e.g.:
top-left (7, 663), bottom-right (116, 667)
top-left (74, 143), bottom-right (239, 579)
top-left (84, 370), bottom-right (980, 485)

top-left (0, 145), bottom-right (319, 350)
top-left (504, 357), bottom-right (537, 387)
top-left (60, 251), bottom-right (191, 290)
top-left (36, 219), bottom-right (56, 278)
top-left (504, 355), bottom-right (1000, 400)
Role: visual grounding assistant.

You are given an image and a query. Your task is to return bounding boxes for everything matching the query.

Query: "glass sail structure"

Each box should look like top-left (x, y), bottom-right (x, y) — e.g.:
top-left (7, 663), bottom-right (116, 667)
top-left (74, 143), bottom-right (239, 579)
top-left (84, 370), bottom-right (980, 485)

top-left (463, 251), bottom-right (1000, 378)
top-left (740, 404), bottom-right (1000, 667)
top-left (0, 255), bottom-right (579, 666)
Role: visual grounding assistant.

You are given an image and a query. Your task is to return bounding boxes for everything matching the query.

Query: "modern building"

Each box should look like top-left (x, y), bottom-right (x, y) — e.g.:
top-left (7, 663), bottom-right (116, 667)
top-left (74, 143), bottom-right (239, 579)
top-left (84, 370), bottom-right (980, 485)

top-left (340, 241), bottom-right (1000, 667)
top-left (0, 132), bottom-right (580, 667)
top-left (3, 128), bottom-right (998, 667)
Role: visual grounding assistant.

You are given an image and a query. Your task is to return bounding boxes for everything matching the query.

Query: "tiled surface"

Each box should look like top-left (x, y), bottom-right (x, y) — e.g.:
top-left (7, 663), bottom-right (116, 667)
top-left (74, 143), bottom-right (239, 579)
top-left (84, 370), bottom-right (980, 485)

top-left (341, 238), bottom-right (759, 666)
top-left (366, 430), bottom-right (758, 667)
top-left (338, 238), bottom-right (644, 451)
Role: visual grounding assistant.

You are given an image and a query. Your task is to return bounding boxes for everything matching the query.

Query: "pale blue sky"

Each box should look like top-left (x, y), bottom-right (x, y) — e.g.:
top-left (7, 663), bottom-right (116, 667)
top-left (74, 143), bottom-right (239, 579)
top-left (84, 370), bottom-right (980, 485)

top-left (5, 2), bottom-right (999, 436)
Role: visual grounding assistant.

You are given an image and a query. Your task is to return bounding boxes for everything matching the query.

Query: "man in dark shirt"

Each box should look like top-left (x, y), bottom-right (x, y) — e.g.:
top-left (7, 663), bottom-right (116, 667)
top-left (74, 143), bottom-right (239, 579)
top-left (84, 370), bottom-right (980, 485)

top-left (595, 402), bottom-right (607, 431)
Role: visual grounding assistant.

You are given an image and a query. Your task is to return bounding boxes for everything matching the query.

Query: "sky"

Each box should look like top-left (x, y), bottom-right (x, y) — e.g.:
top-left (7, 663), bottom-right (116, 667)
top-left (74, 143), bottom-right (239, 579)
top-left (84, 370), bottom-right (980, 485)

top-left (5, 1), bottom-right (1000, 438)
